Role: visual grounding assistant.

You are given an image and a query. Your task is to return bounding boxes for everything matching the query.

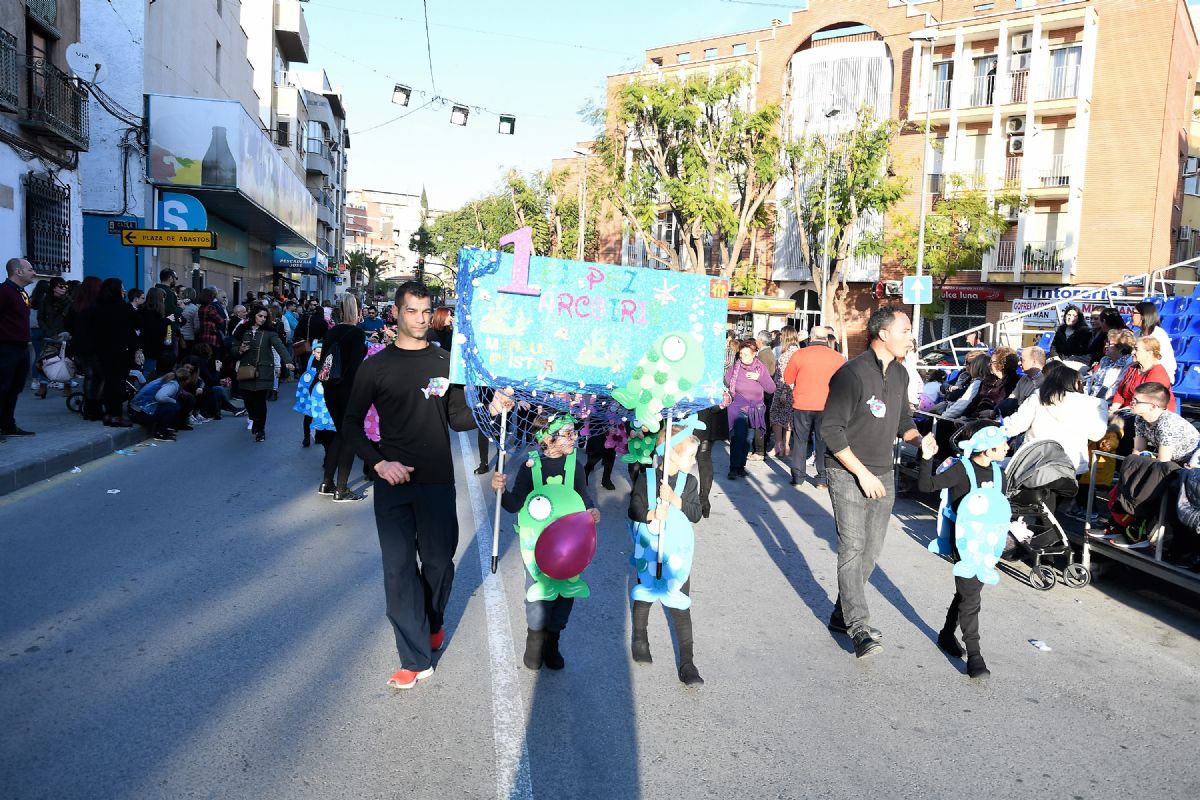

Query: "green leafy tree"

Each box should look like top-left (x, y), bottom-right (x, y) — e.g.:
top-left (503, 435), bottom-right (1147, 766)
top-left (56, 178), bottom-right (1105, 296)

top-left (345, 250), bottom-right (388, 301)
top-left (781, 107), bottom-right (907, 344)
top-left (592, 66), bottom-right (782, 274)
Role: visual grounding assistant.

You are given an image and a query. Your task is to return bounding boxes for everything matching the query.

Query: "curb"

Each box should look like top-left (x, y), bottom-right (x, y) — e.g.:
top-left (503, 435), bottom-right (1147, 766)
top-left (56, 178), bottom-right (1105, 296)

top-left (0, 426), bottom-right (149, 497)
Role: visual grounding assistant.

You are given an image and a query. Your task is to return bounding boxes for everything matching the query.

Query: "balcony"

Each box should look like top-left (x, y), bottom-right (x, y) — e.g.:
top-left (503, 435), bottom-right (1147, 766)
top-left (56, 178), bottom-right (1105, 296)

top-left (968, 74), bottom-right (995, 108)
top-left (19, 59), bottom-right (89, 151)
top-left (274, 0), bottom-right (310, 64)
top-left (314, 190), bottom-right (335, 225)
top-left (1003, 156), bottom-right (1022, 188)
top-left (1042, 65), bottom-right (1079, 101)
top-left (986, 239), bottom-right (1068, 275)
top-left (0, 28), bottom-right (17, 112)
top-left (988, 240), bottom-right (1016, 273)
top-left (305, 137), bottom-right (332, 176)
top-left (1038, 154), bottom-right (1071, 188)
top-left (931, 79), bottom-right (952, 111)
top-left (1009, 70), bottom-right (1028, 104)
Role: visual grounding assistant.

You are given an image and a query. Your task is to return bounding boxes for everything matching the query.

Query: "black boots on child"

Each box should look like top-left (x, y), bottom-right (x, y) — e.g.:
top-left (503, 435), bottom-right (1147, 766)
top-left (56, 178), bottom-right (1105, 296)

top-left (523, 628), bottom-right (565, 671)
top-left (631, 600), bottom-right (703, 687)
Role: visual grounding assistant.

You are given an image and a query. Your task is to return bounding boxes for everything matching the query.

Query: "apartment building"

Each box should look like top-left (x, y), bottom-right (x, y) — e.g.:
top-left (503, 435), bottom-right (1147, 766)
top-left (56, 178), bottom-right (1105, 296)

top-left (344, 188), bottom-right (443, 286)
top-left (1, 0), bottom-right (89, 280)
top-left (603, 0), bottom-right (1199, 349)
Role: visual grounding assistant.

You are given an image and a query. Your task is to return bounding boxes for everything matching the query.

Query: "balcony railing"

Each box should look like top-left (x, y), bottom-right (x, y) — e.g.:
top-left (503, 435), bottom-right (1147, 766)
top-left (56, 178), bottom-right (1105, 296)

top-left (0, 28), bottom-right (17, 112)
top-left (274, 128), bottom-right (291, 147)
top-left (1009, 70), bottom-right (1028, 104)
top-left (1023, 240), bottom-right (1067, 273)
top-left (1043, 65), bottom-right (1080, 100)
top-left (19, 59), bottom-right (89, 151)
top-left (969, 74), bottom-right (995, 107)
top-left (306, 138), bottom-right (332, 161)
top-left (931, 79), bottom-right (952, 111)
top-left (990, 240), bottom-right (1016, 273)
top-left (971, 158), bottom-right (987, 188)
top-left (1004, 156), bottom-right (1022, 187)
top-left (1039, 154), bottom-right (1070, 187)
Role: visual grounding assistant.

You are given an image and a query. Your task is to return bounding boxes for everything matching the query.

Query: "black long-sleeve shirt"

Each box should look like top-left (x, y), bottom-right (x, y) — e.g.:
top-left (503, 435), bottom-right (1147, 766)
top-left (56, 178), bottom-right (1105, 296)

top-left (819, 349), bottom-right (916, 475)
top-left (343, 344), bottom-right (477, 484)
top-left (918, 455), bottom-right (1005, 562)
top-left (500, 452), bottom-right (594, 514)
top-left (628, 470), bottom-right (703, 524)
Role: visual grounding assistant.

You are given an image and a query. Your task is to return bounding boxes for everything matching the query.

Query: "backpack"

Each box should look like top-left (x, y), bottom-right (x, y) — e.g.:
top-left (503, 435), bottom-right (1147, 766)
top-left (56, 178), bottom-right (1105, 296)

top-left (1113, 455), bottom-right (1178, 519)
top-left (930, 460), bottom-right (1010, 585)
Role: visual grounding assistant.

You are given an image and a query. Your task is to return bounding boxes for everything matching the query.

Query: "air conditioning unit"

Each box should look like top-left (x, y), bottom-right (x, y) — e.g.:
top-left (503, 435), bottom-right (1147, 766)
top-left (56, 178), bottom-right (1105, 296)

top-left (1011, 32), bottom-right (1033, 53)
top-left (1010, 52), bottom-right (1032, 72)
top-left (1180, 226), bottom-right (1194, 242)
top-left (873, 281), bottom-right (904, 299)
top-left (1008, 135), bottom-right (1026, 155)
top-left (1005, 117), bottom-right (1026, 135)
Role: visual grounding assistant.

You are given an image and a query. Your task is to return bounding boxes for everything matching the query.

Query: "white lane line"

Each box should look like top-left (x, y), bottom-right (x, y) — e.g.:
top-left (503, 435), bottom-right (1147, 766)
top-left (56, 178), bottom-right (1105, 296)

top-left (457, 432), bottom-right (534, 800)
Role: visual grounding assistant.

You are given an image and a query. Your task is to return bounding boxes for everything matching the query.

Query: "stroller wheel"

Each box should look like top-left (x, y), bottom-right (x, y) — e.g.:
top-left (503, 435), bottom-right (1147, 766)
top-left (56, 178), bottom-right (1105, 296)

top-left (1029, 564), bottom-right (1057, 591)
top-left (66, 392), bottom-right (83, 414)
top-left (1063, 563), bottom-right (1091, 588)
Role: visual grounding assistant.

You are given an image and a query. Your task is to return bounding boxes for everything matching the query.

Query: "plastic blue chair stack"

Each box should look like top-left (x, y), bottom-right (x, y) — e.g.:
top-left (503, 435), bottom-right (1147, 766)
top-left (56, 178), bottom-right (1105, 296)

top-left (1036, 331), bottom-right (1053, 351)
top-left (1176, 364), bottom-right (1200, 401)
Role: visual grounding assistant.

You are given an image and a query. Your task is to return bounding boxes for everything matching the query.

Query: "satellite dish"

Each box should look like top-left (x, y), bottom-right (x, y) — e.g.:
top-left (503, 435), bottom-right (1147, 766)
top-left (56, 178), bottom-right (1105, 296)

top-left (66, 43), bottom-right (108, 84)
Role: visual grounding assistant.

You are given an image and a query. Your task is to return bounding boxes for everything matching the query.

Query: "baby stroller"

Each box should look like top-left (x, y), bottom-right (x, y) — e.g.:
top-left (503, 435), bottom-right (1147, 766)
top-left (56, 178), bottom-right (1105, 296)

top-left (1003, 439), bottom-right (1092, 591)
top-left (67, 368), bottom-right (145, 416)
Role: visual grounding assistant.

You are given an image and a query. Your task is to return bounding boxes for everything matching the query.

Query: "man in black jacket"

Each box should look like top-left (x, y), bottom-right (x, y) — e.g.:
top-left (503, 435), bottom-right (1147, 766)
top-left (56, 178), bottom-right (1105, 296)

top-left (820, 307), bottom-right (923, 659)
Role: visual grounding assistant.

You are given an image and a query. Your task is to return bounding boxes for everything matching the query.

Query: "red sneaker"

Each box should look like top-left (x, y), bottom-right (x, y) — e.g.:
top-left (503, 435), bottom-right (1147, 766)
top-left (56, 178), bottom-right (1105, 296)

top-left (386, 667), bottom-right (433, 690)
top-left (430, 627), bottom-right (445, 651)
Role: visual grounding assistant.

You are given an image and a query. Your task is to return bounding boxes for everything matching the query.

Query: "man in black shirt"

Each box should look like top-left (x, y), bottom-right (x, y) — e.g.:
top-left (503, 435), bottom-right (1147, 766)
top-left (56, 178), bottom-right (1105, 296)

top-left (344, 280), bottom-right (512, 690)
top-left (820, 307), bottom-right (922, 659)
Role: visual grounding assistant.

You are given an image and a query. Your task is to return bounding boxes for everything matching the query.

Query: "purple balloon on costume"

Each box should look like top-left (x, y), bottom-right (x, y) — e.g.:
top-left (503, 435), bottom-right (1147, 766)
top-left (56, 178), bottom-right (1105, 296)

top-left (534, 511), bottom-right (597, 580)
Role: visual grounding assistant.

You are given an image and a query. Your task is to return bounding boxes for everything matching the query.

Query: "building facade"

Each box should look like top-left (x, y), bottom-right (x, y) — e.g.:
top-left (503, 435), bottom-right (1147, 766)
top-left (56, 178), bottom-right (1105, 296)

top-left (76, 0), bottom-right (337, 301)
top-left (1, 0), bottom-right (88, 281)
top-left (602, 0), bottom-right (1200, 350)
top-left (344, 188), bottom-right (437, 283)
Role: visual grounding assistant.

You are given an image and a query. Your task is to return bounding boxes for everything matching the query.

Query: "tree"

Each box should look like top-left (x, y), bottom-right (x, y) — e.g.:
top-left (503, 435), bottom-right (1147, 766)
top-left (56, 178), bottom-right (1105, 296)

top-left (592, 66), bottom-right (782, 274)
top-left (885, 176), bottom-right (1025, 291)
top-left (345, 250), bottom-right (388, 301)
top-left (781, 107), bottom-right (908, 345)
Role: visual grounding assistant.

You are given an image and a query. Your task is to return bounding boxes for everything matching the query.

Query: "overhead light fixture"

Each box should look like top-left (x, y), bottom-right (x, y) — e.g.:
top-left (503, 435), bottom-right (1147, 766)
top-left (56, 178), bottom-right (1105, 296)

top-left (392, 83), bottom-right (411, 106)
top-left (450, 104), bottom-right (470, 126)
top-left (498, 114), bottom-right (516, 135)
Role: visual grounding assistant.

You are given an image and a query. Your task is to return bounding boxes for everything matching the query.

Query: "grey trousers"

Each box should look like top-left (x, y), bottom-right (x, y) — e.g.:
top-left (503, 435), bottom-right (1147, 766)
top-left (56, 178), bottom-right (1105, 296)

top-left (826, 463), bottom-right (896, 634)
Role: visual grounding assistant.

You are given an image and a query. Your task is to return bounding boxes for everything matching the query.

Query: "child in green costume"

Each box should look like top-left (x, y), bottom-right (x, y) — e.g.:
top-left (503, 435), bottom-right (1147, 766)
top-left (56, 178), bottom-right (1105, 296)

top-left (493, 414), bottom-right (601, 671)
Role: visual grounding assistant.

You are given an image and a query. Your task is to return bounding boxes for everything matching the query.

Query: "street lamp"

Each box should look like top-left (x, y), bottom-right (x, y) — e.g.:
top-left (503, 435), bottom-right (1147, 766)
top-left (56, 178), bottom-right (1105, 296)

top-left (574, 148), bottom-right (590, 261)
top-left (820, 106), bottom-right (841, 324)
top-left (392, 84), bottom-right (411, 106)
top-left (909, 27), bottom-right (939, 346)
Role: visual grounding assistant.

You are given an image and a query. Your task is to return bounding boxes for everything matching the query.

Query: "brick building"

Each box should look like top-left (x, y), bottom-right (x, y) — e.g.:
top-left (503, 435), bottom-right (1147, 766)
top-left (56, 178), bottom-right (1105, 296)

top-left (600, 0), bottom-right (1200, 352)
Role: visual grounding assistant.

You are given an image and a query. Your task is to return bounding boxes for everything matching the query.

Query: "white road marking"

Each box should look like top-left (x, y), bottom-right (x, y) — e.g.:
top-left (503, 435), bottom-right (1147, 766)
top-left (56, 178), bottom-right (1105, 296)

top-left (457, 432), bottom-right (534, 800)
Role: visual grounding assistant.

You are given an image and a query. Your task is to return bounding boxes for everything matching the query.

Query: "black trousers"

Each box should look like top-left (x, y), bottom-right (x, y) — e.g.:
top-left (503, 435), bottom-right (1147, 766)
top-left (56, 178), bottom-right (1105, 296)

top-left (632, 579), bottom-right (695, 663)
top-left (322, 431), bottom-right (357, 488)
top-left (696, 440), bottom-right (714, 516)
top-left (945, 576), bottom-right (984, 657)
top-left (584, 435), bottom-right (615, 483)
top-left (241, 389), bottom-right (269, 434)
top-left (476, 429), bottom-right (491, 469)
top-left (0, 342), bottom-right (30, 431)
top-left (373, 481), bottom-right (460, 671)
top-left (98, 354), bottom-right (129, 417)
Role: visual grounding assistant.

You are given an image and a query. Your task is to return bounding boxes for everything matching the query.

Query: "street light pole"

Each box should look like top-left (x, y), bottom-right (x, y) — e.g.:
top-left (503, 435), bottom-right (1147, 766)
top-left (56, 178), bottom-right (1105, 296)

top-left (574, 148), bottom-right (590, 261)
top-left (820, 107), bottom-right (841, 324)
top-left (910, 28), bottom-right (939, 346)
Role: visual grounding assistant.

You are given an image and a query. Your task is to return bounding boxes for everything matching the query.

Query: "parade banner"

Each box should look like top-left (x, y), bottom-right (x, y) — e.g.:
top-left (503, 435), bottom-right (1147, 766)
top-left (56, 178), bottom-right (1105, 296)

top-left (449, 228), bottom-right (730, 420)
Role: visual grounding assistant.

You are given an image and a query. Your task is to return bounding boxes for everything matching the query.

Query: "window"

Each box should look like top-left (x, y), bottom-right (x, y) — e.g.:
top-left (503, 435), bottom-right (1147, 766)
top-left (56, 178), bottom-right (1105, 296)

top-left (704, 48), bottom-right (718, 60)
top-left (732, 43), bottom-right (747, 56)
top-left (24, 173), bottom-right (70, 275)
top-left (974, 2), bottom-right (994, 10)
top-left (676, 52), bottom-right (691, 64)
top-left (214, 40), bottom-right (221, 83)
top-left (932, 61), bottom-right (953, 110)
top-left (650, 56), bottom-right (662, 66)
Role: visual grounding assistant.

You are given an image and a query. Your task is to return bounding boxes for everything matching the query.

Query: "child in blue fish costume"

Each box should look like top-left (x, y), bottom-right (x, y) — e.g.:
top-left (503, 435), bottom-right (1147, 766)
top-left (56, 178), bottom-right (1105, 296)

top-left (494, 414), bottom-right (600, 672)
top-left (918, 420), bottom-right (1011, 679)
top-left (293, 341), bottom-right (335, 434)
top-left (627, 416), bottom-right (706, 687)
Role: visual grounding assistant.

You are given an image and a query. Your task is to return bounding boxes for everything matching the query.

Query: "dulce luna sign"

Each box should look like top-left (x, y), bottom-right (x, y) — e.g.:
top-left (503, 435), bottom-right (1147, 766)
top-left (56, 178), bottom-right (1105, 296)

top-left (449, 228), bottom-right (730, 421)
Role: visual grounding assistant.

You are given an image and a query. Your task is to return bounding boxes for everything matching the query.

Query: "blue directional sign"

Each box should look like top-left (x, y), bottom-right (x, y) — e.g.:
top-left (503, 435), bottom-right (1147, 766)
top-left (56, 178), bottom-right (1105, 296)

top-left (157, 192), bottom-right (208, 232)
top-left (902, 275), bottom-right (933, 306)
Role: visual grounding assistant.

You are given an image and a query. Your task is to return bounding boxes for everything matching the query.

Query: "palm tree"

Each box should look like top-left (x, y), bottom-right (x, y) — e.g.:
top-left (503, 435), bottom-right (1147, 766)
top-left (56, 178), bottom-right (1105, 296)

top-left (345, 251), bottom-right (389, 301)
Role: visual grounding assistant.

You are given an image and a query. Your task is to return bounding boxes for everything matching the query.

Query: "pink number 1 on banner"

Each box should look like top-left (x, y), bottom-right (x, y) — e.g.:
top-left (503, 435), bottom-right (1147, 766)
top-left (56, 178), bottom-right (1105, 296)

top-left (497, 226), bottom-right (541, 297)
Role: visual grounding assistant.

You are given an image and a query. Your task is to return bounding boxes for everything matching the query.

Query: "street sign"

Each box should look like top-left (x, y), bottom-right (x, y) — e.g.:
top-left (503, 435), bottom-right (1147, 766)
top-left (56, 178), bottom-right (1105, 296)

top-left (119, 229), bottom-right (217, 249)
top-left (902, 275), bottom-right (933, 305)
top-left (106, 219), bottom-right (136, 234)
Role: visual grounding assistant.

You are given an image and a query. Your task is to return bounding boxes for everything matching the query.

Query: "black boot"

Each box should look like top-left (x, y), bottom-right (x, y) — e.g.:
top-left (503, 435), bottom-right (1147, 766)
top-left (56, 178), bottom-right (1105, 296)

top-left (543, 631), bottom-right (565, 670)
top-left (671, 606), bottom-right (703, 686)
top-left (631, 600), bottom-right (652, 664)
top-left (522, 628), bottom-right (546, 670)
top-left (966, 654), bottom-right (990, 679)
top-left (938, 597), bottom-right (965, 658)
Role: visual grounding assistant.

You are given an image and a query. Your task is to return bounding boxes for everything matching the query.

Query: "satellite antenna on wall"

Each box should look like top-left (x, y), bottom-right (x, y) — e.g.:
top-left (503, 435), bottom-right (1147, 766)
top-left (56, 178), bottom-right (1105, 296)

top-left (66, 43), bottom-right (108, 84)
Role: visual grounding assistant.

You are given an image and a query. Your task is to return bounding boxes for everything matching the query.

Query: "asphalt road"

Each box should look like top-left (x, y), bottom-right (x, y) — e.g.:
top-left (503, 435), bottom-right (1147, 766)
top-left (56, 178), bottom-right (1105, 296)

top-left (2, 410), bottom-right (1199, 800)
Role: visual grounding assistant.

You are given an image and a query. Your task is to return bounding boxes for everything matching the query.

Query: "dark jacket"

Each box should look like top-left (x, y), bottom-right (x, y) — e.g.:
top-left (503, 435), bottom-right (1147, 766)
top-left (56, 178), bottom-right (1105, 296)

top-left (319, 323), bottom-right (368, 426)
top-left (972, 371), bottom-right (1019, 416)
top-left (37, 292), bottom-right (71, 338)
top-left (236, 327), bottom-right (291, 392)
top-left (137, 307), bottom-right (169, 359)
top-left (90, 299), bottom-right (140, 363)
top-left (1052, 324), bottom-right (1091, 359)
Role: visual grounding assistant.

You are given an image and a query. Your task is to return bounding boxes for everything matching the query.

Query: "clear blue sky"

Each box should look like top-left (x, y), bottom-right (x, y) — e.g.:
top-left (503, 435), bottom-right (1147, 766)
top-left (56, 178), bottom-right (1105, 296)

top-left (304, 0), bottom-right (782, 209)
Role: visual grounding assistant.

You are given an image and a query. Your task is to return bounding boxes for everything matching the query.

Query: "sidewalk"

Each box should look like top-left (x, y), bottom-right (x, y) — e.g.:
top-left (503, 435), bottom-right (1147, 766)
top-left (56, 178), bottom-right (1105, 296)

top-left (0, 384), bottom-right (146, 496)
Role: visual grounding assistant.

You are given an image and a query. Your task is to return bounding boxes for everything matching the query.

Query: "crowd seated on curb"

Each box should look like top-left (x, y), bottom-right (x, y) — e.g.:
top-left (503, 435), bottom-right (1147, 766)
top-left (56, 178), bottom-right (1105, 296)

top-left (910, 316), bottom-right (1200, 574)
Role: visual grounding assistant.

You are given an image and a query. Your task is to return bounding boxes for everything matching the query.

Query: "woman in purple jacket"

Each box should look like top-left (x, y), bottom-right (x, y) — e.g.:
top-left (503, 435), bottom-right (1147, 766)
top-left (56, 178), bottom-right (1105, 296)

top-left (724, 338), bottom-right (776, 479)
